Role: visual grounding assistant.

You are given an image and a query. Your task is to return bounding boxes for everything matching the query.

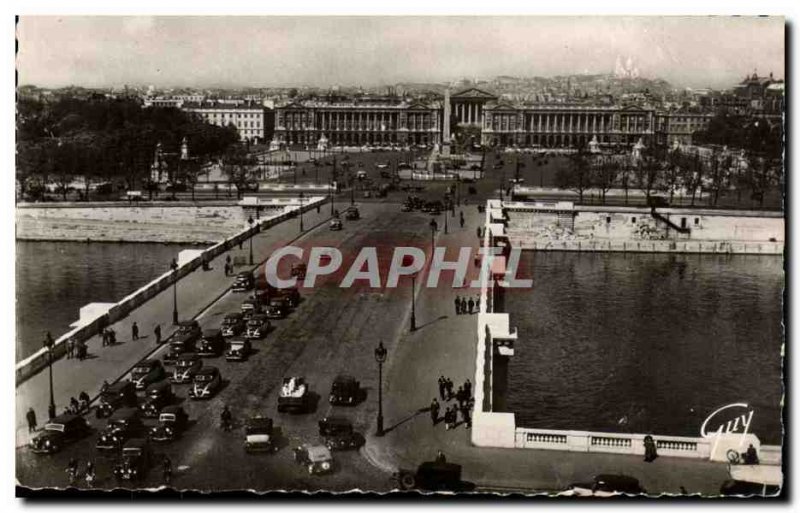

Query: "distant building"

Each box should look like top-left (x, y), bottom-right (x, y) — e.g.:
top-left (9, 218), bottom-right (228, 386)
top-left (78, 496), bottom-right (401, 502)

top-left (654, 110), bottom-right (714, 147)
top-left (182, 102), bottom-right (267, 143)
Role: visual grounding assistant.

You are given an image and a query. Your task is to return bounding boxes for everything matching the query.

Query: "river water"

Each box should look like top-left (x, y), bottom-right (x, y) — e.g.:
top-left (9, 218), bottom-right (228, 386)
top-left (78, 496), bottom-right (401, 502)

top-left (505, 252), bottom-right (784, 445)
top-left (15, 241), bottom-right (205, 361)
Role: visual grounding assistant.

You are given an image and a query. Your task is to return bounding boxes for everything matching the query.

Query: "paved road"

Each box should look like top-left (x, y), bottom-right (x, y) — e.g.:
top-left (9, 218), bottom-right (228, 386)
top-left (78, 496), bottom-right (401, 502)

top-left (17, 202), bottom-right (443, 492)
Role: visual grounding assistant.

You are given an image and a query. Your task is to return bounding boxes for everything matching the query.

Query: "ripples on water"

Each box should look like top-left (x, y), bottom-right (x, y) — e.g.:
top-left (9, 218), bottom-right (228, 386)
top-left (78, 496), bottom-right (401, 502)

top-left (15, 241), bottom-right (205, 361)
top-left (505, 252), bottom-right (784, 445)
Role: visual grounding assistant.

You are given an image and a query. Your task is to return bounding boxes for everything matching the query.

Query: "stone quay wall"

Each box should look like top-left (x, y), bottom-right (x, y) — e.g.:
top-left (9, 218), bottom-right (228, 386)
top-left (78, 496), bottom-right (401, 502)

top-left (470, 199), bottom-right (782, 464)
top-left (504, 201), bottom-right (784, 254)
top-left (15, 197), bottom-right (328, 385)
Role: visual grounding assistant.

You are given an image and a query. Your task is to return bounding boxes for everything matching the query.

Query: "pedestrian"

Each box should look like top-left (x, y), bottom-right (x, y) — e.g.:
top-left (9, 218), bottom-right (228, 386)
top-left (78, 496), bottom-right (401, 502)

top-left (744, 444), bottom-right (759, 465)
top-left (66, 338), bottom-right (73, 359)
top-left (444, 407), bottom-right (452, 430)
top-left (132, 322), bottom-right (139, 341)
top-left (26, 407), bottom-right (37, 433)
top-left (445, 378), bottom-right (454, 400)
top-left (101, 329), bottom-right (108, 347)
top-left (238, 239), bottom-right (243, 250)
top-left (70, 396), bottom-right (79, 413)
top-left (460, 212), bottom-right (465, 229)
top-left (476, 226), bottom-right (481, 239)
top-left (464, 378), bottom-right (472, 400)
top-left (461, 403), bottom-right (472, 429)
top-left (77, 340), bottom-right (86, 360)
top-left (79, 390), bottom-right (90, 411)
top-left (455, 386), bottom-right (465, 408)
top-left (454, 295), bottom-right (461, 315)
top-left (101, 380), bottom-right (110, 393)
top-left (438, 376), bottom-right (446, 401)
top-left (460, 297), bottom-right (468, 316)
top-left (643, 435), bottom-right (658, 462)
top-left (317, 204), bottom-right (321, 214)
top-left (154, 324), bottom-right (162, 345)
top-left (430, 398), bottom-right (440, 426)
top-left (108, 328), bottom-right (116, 345)
top-left (84, 461), bottom-right (95, 487)
top-left (435, 450), bottom-right (447, 463)
top-left (475, 296), bottom-right (481, 312)
top-left (467, 297), bottom-right (475, 314)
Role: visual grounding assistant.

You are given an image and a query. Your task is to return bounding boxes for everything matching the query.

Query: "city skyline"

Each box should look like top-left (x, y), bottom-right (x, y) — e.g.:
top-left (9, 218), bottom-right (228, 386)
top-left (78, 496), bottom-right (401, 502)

top-left (17, 16), bottom-right (784, 90)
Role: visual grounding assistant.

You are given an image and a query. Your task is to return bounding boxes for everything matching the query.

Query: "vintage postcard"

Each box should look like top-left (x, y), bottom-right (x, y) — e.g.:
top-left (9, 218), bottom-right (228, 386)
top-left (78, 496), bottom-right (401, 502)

top-left (14, 15), bottom-right (785, 498)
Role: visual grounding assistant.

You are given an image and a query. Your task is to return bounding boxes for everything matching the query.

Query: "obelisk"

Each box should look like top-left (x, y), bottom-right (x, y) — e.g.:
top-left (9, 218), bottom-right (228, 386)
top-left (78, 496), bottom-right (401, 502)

top-left (442, 88), bottom-right (451, 157)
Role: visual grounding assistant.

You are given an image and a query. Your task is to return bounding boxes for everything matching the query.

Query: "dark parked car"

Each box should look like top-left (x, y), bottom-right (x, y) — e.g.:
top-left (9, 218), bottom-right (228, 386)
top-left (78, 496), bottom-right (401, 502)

top-left (30, 414), bottom-right (90, 454)
top-left (344, 207), bottom-right (360, 220)
top-left (221, 312), bottom-right (247, 337)
top-left (562, 474), bottom-right (647, 497)
top-left (170, 352), bottom-right (202, 384)
top-left (113, 438), bottom-right (153, 482)
top-left (225, 337), bottom-right (252, 361)
top-left (318, 416), bottom-right (365, 451)
top-left (96, 408), bottom-right (144, 452)
top-left (176, 320), bottom-right (201, 341)
top-left (139, 380), bottom-right (174, 418)
top-left (232, 272), bottom-right (254, 292)
top-left (149, 405), bottom-right (189, 443)
top-left (96, 381), bottom-right (138, 418)
top-left (131, 359), bottom-right (167, 390)
top-left (188, 366), bottom-right (223, 400)
top-left (329, 375), bottom-right (360, 405)
top-left (244, 416), bottom-right (276, 453)
top-left (329, 218), bottom-right (343, 231)
top-left (197, 329), bottom-right (225, 357)
top-left (273, 287), bottom-right (300, 307)
top-left (393, 461), bottom-right (473, 491)
top-left (163, 332), bottom-right (197, 365)
top-left (245, 314), bottom-right (270, 339)
top-left (291, 263), bottom-right (307, 280)
top-left (265, 300), bottom-right (288, 320)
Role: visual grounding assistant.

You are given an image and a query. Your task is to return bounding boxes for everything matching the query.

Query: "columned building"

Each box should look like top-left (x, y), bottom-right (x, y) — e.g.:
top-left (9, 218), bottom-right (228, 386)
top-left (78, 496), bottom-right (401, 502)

top-left (274, 99), bottom-right (442, 147)
top-left (450, 88), bottom-right (497, 128)
top-left (654, 111), bottom-right (714, 147)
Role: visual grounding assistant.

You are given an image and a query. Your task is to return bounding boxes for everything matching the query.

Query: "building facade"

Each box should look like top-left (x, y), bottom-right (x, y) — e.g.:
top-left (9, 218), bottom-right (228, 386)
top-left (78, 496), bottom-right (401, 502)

top-left (654, 111), bottom-right (714, 147)
top-left (274, 99), bottom-right (442, 147)
top-left (182, 102), bottom-right (267, 143)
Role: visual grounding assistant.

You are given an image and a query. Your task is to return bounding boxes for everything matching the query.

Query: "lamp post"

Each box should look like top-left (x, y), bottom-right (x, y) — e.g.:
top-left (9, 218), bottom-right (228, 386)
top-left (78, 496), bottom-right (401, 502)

top-left (299, 192), bottom-right (305, 232)
top-left (410, 273), bottom-right (417, 332)
top-left (374, 341), bottom-right (387, 436)
top-left (331, 157), bottom-right (337, 216)
top-left (443, 207), bottom-right (448, 234)
top-left (43, 332), bottom-right (56, 419)
top-left (247, 216), bottom-right (254, 265)
top-left (170, 258), bottom-right (179, 324)
top-left (429, 218), bottom-right (438, 254)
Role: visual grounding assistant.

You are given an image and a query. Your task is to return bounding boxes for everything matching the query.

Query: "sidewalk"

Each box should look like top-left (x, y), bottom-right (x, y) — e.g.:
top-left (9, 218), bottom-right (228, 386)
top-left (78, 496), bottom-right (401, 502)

top-left (15, 205), bottom-right (331, 447)
top-left (363, 204), bottom-right (731, 495)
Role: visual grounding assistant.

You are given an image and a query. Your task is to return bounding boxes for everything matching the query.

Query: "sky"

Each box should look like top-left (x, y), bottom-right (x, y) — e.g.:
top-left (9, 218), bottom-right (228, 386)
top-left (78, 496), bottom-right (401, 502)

top-left (16, 16), bottom-right (785, 90)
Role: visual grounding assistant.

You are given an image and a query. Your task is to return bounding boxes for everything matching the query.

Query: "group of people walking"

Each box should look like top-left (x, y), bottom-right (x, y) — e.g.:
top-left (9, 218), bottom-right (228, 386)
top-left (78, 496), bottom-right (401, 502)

top-left (65, 337), bottom-right (88, 360)
top-left (454, 296), bottom-right (479, 315)
top-left (430, 376), bottom-right (473, 431)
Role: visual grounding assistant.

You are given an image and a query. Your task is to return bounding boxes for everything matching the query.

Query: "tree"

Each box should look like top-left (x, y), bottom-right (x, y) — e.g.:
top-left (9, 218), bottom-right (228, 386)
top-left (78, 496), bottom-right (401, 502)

top-left (634, 148), bottom-right (662, 202)
top-left (555, 148), bottom-right (591, 203)
top-left (591, 155), bottom-right (616, 204)
top-left (222, 145), bottom-right (257, 200)
top-left (662, 149), bottom-right (683, 204)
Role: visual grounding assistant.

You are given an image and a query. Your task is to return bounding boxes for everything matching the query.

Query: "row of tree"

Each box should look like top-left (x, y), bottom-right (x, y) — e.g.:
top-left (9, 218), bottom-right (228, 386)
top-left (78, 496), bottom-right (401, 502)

top-left (555, 144), bottom-right (783, 208)
top-left (16, 97), bottom-right (240, 201)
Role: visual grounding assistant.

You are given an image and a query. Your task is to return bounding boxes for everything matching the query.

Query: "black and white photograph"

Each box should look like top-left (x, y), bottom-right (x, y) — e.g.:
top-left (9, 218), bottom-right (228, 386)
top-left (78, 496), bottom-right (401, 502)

top-left (11, 11), bottom-right (787, 500)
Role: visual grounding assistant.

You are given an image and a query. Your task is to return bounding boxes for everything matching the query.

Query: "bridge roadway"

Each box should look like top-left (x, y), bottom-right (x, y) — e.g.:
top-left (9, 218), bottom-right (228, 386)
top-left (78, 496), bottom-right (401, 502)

top-left (17, 201), bottom-right (436, 492)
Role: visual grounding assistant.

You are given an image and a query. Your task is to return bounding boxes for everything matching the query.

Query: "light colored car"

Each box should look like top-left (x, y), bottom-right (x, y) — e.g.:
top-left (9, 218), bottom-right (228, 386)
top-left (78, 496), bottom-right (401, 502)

top-left (293, 443), bottom-right (333, 475)
top-left (329, 219), bottom-right (343, 231)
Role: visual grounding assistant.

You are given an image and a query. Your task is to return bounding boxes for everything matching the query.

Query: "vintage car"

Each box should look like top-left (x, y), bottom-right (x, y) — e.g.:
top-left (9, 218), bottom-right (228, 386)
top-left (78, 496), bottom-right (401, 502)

top-left (95, 381), bottom-right (138, 418)
top-left (244, 416), bottom-right (276, 454)
top-left (170, 352), bottom-right (203, 384)
top-left (400, 202), bottom-right (413, 212)
top-left (188, 366), bottom-right (223, 400)
top-left (96, 408), bottom-right (144, 452)
top-left (393, 461), bottom-right (473, 491)
top-left (30, 414), bottom-right (90, 454)
top-left (292, 444), bottom-right (334, 475)
top-left (130, 359), bottom-right (167, 391)
top-left (560, 474), bottom-right (647, 497)
top-left (344, 207), bottom-right (360, 220)
top-left (197, 329), bottom-right (225, 357)
top-left (273, 287), bottom-right (300, 308)
top-left (328, 375), bottom-right (361, 405)
top-left (720, 464), bottom-right (782, 497)
top-left (290, 263), bottom-right (307, 280)
top-left (277, 376), bottom-right (309, 413)
top-left (329, 218), bottom-right (343, 231)
top-left (245, 314), bottom-right (270, 339)
top-left (225, 337), bottom-right (252, 362)
top-left (232, 271), bottom-right (254, 292)
top-left (221, 312), bottom-right (247, 337)
top-left (139, 380), bottom-right (174, 418)
top-left (149, 405), bottom-right (189, 443)
top-left (113, 438), bottom-right (152, 482)
top-left (163, 331), bottom-right (197, 365)
top-left (264, 299), bottom-right (288, 320)
top-left (176, 319), bottom-right (202, 342)
top-left (318, 416), bottom-right (365, 451)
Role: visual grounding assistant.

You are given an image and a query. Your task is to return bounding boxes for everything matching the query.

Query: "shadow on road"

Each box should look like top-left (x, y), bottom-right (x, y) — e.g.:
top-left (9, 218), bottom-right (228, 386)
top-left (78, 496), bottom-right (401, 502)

top-left (383, 405), bottom-right (430, 435)
top-left (414, 315), bottom-right (449, 332)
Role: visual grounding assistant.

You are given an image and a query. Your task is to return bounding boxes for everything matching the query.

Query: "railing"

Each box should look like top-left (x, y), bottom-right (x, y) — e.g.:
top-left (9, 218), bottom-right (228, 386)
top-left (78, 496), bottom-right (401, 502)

top-left (506, 236), bottom-right (784, 255)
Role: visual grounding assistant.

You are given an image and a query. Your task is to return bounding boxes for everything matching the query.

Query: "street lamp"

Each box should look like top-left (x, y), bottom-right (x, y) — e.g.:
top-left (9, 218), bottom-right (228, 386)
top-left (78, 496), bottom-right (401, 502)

top-left (42, 332), bottom-right (56, 419)
top-left (331, 156), bottom-right (337, 216)
top-left (374, 341), bottom-right (387, 437)
top-left (299, 192), bottom-right (305, 232)
top-left (247, 216), bottom-right (255, 265)
top-left (170, 258), bottom-right (179, 324)
top-left (429, 218), bottom-right (438, 254)
top-left (443, 208), bottom-right (448, 234)
top-left (410, 273), bottom-right (417, 332)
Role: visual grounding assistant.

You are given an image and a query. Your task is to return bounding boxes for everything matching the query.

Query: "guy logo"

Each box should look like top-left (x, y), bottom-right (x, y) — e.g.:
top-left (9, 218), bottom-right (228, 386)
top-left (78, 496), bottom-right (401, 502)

top-left (700, 402), bottom-right (755, 461)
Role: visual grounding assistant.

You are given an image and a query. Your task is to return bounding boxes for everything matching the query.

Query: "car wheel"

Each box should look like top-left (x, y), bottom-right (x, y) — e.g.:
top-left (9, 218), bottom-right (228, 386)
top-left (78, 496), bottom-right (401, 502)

top-left (400, 473), bottom-right (415, 490)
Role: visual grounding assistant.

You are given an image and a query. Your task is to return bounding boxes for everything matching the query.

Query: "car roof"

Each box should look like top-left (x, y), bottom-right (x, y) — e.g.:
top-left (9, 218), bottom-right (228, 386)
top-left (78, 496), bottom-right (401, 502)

top-left (225, 312), bottom-right (243, 319)
top-left (136, 359), bottom-right (159, 367)
top-left (248, 313), bottom-right (268, 321)
top-left (177, 353), bottom-right (200, 361)
top-left (320, 416), bottom-right (351, 426)
top-left (202, 328), bottom-right (221, 337)
top-left (160, 405), bottom-right (184, 415)
top-left (228, 338), bottom-right (248, 345)
top-left (197, 366), bottom-right (219, 375)
top-left (246, 416), bottom-right (273, 429)
top-left (111, 407), bottom-right (140, 420)
top-left (236, 271), bottom-right (251, 277)
top-left (124, 438), bottom-right (148, 449)
top-left (50, 414), bottom-right (82, 424)
top-left (146, 379), bottom-right (171, 391)
top-left (306, 445), bottom-right (332, 462)
top-left (334, 374), bottom-right (357, 383)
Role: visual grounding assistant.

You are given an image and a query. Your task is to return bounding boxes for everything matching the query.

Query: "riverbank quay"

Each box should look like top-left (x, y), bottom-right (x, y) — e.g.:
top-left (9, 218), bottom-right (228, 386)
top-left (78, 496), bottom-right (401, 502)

top-left (15, 199), bottom-right (331, 448)
top-left (361, 203), bottom-right (736, 495)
